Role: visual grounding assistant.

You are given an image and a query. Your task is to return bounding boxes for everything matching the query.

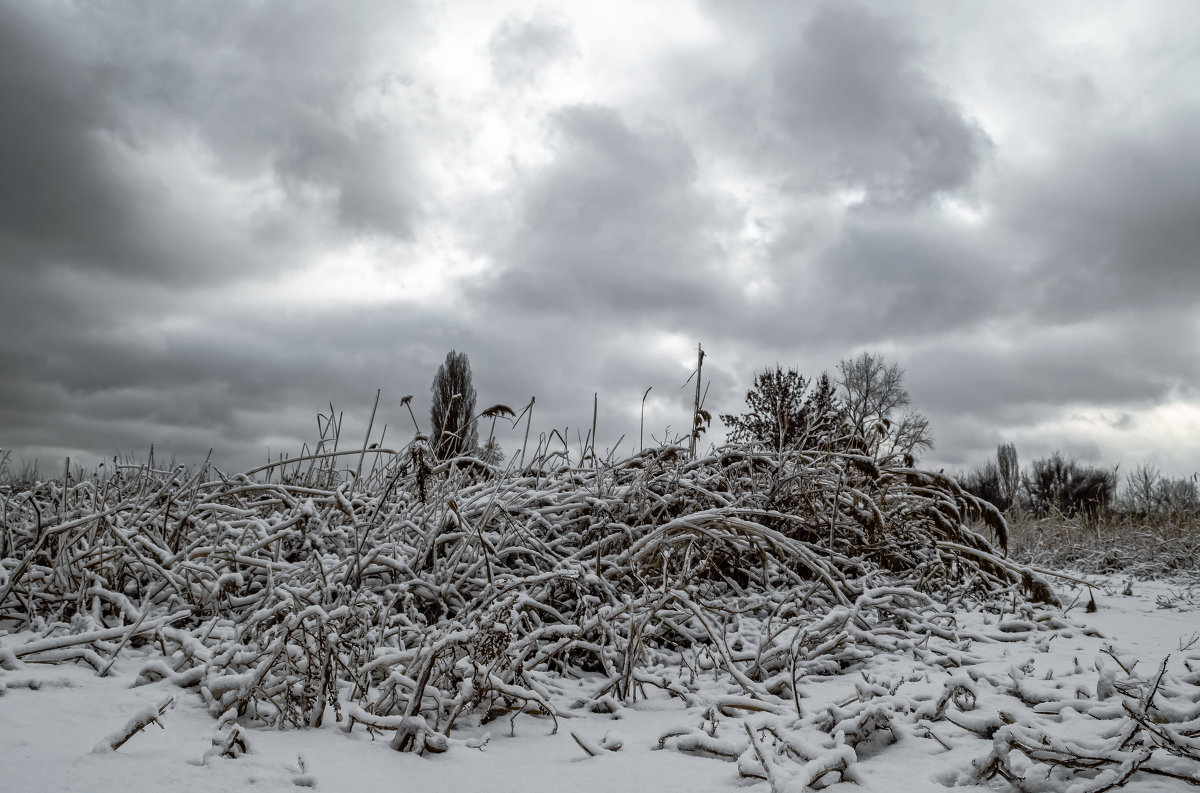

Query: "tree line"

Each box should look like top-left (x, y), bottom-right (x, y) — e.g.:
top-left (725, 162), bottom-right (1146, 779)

top-left (958, 443), bottom-right (1199, 523)
top-left (426, 349), bottom-right (934, 468)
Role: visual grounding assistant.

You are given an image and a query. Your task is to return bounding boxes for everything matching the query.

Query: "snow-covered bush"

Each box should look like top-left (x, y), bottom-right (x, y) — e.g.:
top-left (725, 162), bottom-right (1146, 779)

top-left (0, 430), bottom-right (1068, 773)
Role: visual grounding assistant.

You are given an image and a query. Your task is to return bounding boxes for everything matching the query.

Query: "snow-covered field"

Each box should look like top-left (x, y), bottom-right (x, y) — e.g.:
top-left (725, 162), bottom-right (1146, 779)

top-left (4, 575), bottom-right (1197, 793)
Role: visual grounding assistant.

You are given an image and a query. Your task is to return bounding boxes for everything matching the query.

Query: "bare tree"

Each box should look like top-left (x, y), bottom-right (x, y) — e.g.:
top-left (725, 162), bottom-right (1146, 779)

top-left (958, 444), bottom-right (1020, 513)
top-left (430, 351), bottom-right (479, 460)
top-left (836, 352), bottom-right (933, 465)
top-left (1124, 462), bottom-right (1161, 516)
top-left (1023, 452), bottom-right (1116, 520)
top-left (1121, 463), bottom-right (1199, 521)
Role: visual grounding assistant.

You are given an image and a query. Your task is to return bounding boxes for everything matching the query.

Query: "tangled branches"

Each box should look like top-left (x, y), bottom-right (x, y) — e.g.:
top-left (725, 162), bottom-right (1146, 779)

top-left (1, 441), bottom-right (1054, 763)
top-left (967, 655), bottom-right (1200, 791)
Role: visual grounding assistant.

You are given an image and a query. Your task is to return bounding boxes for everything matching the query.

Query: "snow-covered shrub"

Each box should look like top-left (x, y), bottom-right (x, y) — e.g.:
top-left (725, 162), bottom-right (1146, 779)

top-left (0, 430), bottom-right (1059, 765)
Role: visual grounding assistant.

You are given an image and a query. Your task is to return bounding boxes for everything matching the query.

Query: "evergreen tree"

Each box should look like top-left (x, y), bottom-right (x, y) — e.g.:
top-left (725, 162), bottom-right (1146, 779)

top-left (800, 372), bottom-right (847, 447)
top-left (721, 366), bottom-right (846, 452)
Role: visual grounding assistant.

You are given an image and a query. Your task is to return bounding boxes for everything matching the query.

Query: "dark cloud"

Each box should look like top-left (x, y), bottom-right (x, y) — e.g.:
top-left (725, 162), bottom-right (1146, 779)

top-left (881, 104), bottom-right (1200, 475)
top-left (759, 212), bottom-right (1011, 344)
top-left (0, 0), bottom-right (442, 472)
top-left (0, 6), bottom-right (150, 276)
top-left (0, 1), bottom-right (425, 286)
top-left (904, 310), bottom-right (1200, 473)
top-left (909, 314), bottom-right (1200, 423)
top-left (997, 113), bottom-right (1200, 320)
top-left (472, 103), bottom-right (740, 323)
top-left (0, 274), bottom-right (471, 471)
top-left (489, 11), bottom-right (577, 87)
top-left (687, 2), bottom-right (990, 207)
top-left (86, 0), bottom-right (426, 240)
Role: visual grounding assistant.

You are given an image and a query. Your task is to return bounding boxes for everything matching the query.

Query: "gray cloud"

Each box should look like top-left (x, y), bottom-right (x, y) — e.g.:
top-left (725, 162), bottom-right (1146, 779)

top-left (0, 1), bottom-right (425, 287)
top-left (0, 274), bottom-right (472, 471)
top-left (909, 316), bottom-right (1200, 426)
top-left (687, 2), bottom-right (990, 208)
top-left (904, 310), bottom-right (1200, 473)
top-left (0, 0), bottom-right (442, 472)
top-left (489, 11), bottom-right (577, 87)
top-left (472, 103), bottom-right (740, 323)
top-left (87, 1), bottom-right (426, 234)
top-left (0, 7), bottom-right (150, 277)
top-left (880, 105), bottom-right (1200, 474)
top-left (755, 212), bottom-right (1012, 345)
top-left (996, 113), bottom-right (1200, 320)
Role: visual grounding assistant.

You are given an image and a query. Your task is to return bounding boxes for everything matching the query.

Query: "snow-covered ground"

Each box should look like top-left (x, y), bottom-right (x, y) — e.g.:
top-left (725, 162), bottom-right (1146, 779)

top-left (3, 575), bottom-right (1197, 792)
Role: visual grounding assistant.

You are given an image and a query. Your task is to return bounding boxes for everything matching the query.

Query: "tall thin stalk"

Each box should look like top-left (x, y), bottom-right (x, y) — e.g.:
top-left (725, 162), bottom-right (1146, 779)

top-left (589, 393), bottom-right (598, 465)
top-left (689, 343), bottom-right (704, 459)
top-left (519, 396), bottom-right (536, 469)
top-left (640, 387), bottom-right (652, 452)
top-left (352, 389), bottom-right (381, 498)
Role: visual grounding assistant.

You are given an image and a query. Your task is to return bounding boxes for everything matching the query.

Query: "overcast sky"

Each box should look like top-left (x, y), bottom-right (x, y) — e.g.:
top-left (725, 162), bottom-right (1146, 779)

top-left (2, 0), bottom-right (1198, 480)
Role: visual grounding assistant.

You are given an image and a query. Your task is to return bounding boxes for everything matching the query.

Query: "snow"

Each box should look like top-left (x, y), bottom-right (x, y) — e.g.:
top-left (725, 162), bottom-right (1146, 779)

top-left (3, 575), bottom-right (1197, 792)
